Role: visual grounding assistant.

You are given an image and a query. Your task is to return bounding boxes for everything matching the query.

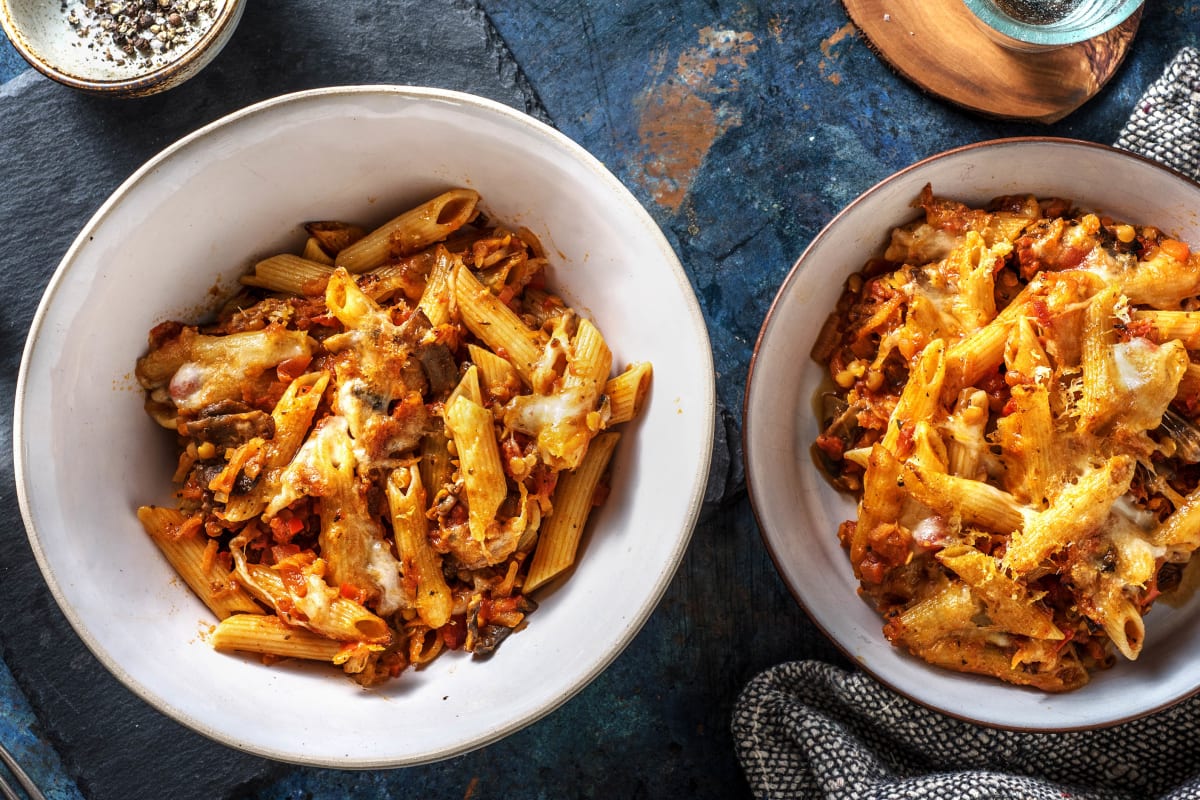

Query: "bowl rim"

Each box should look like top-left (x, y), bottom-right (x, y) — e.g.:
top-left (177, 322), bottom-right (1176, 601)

top-left (0, 0), bottom-right (245, 95)
top-left (13, 84), bottom-right (715, 765)
top-left (743, 135), bottom-right (1200, 732)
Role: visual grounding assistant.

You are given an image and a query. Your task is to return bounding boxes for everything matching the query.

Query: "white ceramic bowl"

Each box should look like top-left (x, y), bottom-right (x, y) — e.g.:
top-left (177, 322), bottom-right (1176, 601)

top-left (745, 138), bottom-right (1200, 731)
top-left (0, 0), bottom-right (244, 97)
top-left (15, 86), bottom-right (714, 765)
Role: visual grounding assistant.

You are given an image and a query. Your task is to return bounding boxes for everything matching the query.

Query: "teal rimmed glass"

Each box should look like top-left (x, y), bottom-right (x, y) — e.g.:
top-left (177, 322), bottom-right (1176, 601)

top-left (962, 0), bottom-right (1143, 51)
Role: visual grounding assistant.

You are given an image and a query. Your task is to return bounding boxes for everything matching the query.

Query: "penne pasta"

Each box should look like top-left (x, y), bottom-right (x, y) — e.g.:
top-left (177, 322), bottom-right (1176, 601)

top-left (605, 362), bottom-right (653, 426)
top-left (335, 189), bottom-right (480, 273)
top-left (211, 613), bottom-right (344, 662)
top-left (812, 186), bottom-right (1200, 689)
top-left (240, 254), bottom-right (334, 296)
top-left (135, 189), bottom-right (648, 685)
top-left (454, 261), bottom-right (547, 385)
top-left (525, 431), bottom-right (620, 592)
top-left (444, 394), bottom-right (507, 544)
top-left (137, 505), bottom-right (262, 619)
top-left (386, 466), bottom-right (453, 629)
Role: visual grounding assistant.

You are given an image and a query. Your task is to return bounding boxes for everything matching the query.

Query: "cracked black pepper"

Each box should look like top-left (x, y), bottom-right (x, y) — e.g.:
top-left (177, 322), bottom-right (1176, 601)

top-left (62, 0), bottom-right (218, 66)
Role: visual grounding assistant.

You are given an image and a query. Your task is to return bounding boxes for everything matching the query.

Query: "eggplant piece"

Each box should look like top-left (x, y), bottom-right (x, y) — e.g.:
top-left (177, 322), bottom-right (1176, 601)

top-left (185, 401), bottom-right (276, 448)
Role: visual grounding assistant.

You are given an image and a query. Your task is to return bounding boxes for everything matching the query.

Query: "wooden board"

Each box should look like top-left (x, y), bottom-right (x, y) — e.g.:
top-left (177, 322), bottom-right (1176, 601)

top-left (842, 0), bottom-right (1141, 123)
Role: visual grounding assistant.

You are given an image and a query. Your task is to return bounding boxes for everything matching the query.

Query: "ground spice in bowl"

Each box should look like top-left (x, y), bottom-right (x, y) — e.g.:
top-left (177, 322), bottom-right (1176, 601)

top-left (62, 0), bottom-right (217, 66)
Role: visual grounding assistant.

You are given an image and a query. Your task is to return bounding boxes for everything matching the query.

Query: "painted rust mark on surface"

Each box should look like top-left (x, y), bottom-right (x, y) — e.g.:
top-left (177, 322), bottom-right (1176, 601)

top-left (818, 22), bottom-right (857, 86)
top-left (633, 27), bottom-right (756, 211)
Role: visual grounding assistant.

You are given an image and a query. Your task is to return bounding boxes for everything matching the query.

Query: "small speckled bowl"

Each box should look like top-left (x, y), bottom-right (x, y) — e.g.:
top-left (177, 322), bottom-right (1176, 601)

top-left (0, 0), bottom-right (244, 97)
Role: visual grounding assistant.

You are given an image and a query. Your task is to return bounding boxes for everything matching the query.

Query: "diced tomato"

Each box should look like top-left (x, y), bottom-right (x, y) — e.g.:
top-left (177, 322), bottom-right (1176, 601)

top-left (815, 432), bottom-right (845, 461)
top-left (340, 583), bottom-right (369, 604)
top-left (441, 615), bottom-right (467, 650)
top-left (858, 553), bottom-right (887, 585)
top-left (277, 355), bottom-right (313, 383)
top-left (269, 513), bottom-right (306, 544)
top-left (270, 543), bottom-right (301, 564)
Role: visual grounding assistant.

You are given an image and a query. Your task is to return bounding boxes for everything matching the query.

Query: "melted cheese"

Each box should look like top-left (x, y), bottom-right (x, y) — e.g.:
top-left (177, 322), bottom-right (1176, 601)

top-left (1108, 338), bottom-right (1187, 431)
top-left (169, 328), bottom-right (313, 412)
top-left (1101, 513), bottom-right (1167, 588)
top-left (366, 539), bottom-right (407, 616)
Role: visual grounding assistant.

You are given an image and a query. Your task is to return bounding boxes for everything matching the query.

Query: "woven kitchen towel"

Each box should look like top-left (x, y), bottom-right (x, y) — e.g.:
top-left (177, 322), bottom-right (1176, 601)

top-left (732, 661), bottom-right (1200, 800)
top-left (1117, 46), bottom-right (1200, 179)
top-left (732, 48), bottom-right (1200, 800)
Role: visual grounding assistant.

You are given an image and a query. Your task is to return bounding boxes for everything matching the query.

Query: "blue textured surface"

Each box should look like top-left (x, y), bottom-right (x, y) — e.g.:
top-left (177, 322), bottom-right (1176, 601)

top-left (1, 2), bottom-right (1200, 798)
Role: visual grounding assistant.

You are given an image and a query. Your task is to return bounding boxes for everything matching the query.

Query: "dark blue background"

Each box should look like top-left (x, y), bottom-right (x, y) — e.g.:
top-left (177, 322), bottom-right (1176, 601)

top-left (0, 2), bottom-right (1197, 798)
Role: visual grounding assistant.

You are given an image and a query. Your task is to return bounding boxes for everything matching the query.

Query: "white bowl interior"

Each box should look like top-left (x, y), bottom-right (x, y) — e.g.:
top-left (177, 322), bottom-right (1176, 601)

top-left (16, 87), bottom-right (714, 765)
top-left (746, 138), bottom-right (1200, 730)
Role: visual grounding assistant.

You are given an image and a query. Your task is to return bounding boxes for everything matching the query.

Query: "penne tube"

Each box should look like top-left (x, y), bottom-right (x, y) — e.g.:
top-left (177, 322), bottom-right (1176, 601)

top-left (211, 613), bottom-right (344, 661)
top-left (417, 246), bottom-right (457, 327)
top-left (335, 189), bottom-right (480, 273)
top-left (1152, 483), bottom-right (1200, 550)
top-left (240, 254), bottom-right (334, 296)
top-left (901, 463), bottom-right (1026, 534)
top-left (849, 446), bottom-right (909, 572)
top-left (994, 384), bottom-right (1054, 507)
top-left (887, 581), bottom-right (978, 649)
top-left (1003, 455), bottom-right (1135, 576)
top-left (1119, 246), bottom-right (1200, 308)
top-left (235, 559), bottom-right (391, 644)
top-left (225, 371), bottom-right (330, 522)
top-left (1131, 309), bottom-right (1200, 348)
top-left (524, 432), bottom-right (620, 592)
top-left (455, 262), bottom-right (546, 385)
top-left (1003, 316), bottom-right (1050, 384)
top-left (418, 421), bottom-right (454, 508)
top-left (936, 544), bottom-right (1062, 640)
top-left (1079, 285), bottom-right (1120, 431)
top-left (305, 220), bottom-right (366, 256)
top-left (944, 283), bottom-right (1036, 393)
top-left (137, 506), bottom-right (263, 619)
top-left (949, 232), bottom-right (1000, 330)
top-left (1073, 565), bottom-right (1146, 661)
top-left (915, 636), bottom-right (1087, 692)
top-left (446, 364), bottom-right (484, 409)
top-left (443, 394), bottom-right (507, 542)
top-left (469, 343), bottom-right (522, 403)
top-left (605, 362), bottom-right (653, 425)
top-left (881, 339), bottom-right (945, 455)
top-left (405, 623), bottom-right (445, 666)
top-left (301, 237), bottom-right (335, 266)
top-left (386, 466), bottom-right (453, 629)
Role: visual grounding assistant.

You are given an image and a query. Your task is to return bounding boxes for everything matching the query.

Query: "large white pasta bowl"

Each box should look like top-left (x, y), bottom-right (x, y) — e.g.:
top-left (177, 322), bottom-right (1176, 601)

top-left (15, 87), bottom-right (714, 765)
top-left (745, 137), bottom-right (1200, 730)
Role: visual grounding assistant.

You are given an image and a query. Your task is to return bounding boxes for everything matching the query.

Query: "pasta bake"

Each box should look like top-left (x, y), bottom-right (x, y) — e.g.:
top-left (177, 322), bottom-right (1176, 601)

top-left (812, 185), bottom-right (1200, 691)
top-left (135, 189), bottom-right (651, 684)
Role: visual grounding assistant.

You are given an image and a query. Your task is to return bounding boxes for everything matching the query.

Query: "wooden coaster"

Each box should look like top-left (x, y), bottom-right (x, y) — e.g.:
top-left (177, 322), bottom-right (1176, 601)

top-left (842, 0), bottom-right (1141, 123)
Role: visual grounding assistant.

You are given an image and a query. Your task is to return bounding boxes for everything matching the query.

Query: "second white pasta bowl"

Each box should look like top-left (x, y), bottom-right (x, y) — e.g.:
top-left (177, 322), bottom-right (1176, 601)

top-left (15, 87), bottom-right (714, 765)
top-left (745, 137), bottom-right (1200, 730)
